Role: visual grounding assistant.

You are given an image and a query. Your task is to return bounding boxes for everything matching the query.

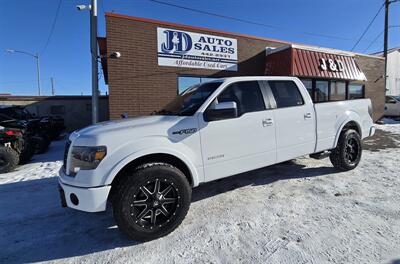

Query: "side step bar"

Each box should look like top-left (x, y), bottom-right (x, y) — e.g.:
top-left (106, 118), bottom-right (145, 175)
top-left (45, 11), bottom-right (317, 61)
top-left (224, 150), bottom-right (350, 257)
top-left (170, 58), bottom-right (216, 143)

top-left (309, 151), bottom-right (331, 160)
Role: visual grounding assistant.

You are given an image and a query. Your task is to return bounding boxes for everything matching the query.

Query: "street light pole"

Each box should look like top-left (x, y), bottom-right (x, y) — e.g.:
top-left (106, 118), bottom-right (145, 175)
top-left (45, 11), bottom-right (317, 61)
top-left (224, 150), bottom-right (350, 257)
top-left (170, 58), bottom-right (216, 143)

top-left (90, 0), bottom-right (99, 123)
top-left (6, 49), bottom-right (41, 96)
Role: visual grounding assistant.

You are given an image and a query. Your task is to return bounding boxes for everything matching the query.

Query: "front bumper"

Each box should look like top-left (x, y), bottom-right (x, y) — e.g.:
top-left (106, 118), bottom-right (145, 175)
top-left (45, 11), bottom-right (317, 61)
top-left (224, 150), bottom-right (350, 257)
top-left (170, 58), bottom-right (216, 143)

top-left (58, 176), bottom-right (111, 213)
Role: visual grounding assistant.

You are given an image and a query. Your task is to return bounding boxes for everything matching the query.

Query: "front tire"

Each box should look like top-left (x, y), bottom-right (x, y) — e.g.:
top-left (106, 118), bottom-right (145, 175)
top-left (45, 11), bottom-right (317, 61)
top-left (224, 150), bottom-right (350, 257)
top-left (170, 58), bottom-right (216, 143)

top-left (330, 129), bottom-right (362, 171)
top-left (0, 146), bottom-right (19, 173)
top-left (112, 163), bottom-right (191, 241)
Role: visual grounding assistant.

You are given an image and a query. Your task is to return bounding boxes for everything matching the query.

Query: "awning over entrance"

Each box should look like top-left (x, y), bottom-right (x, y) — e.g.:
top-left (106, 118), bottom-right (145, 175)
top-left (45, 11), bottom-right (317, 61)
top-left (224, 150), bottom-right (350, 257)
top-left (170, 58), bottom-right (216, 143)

top-left (265, 45), bottom-right (366, 81)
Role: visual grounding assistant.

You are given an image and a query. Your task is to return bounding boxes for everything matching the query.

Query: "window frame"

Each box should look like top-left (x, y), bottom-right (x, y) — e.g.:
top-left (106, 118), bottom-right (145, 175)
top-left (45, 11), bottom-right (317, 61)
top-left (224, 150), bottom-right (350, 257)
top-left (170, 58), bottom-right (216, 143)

top-left (203, 80), bottom-right (270, 121)
top-left (50, 105), bottom-right (66, 115)
top-left (265, 80), bottom-right (305, 109)
top-left (300, 78), bottom-right (365, 103)
top-left (347, 83), bottom-right (365, 100)
top-left (329, 80), bottom-right (347, 102)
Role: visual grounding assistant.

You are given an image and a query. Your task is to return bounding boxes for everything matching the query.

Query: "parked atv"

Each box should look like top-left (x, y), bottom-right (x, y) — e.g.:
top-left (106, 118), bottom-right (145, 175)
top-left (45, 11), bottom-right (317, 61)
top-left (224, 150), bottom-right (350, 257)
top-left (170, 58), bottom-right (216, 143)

top-left (0, 113), bottom-right (50, 154)
top-left (0, 126), bottom-right (21, 173)
top-left (0, 105), bottom-right (65, 140)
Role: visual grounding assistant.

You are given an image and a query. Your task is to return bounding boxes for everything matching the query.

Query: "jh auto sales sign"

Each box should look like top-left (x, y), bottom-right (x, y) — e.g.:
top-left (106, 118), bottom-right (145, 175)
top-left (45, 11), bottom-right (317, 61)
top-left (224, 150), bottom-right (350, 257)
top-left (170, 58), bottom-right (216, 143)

top-left (157, 27), bottom-right (238, 71)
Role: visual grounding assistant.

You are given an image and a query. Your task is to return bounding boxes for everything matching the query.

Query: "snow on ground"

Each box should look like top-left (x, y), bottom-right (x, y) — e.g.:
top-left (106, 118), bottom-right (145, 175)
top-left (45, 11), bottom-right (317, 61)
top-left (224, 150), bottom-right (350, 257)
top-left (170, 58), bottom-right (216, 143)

top-left (1, 122), bottom-right (400, 264)
top-left (0, 140), bottom-right (64, 184)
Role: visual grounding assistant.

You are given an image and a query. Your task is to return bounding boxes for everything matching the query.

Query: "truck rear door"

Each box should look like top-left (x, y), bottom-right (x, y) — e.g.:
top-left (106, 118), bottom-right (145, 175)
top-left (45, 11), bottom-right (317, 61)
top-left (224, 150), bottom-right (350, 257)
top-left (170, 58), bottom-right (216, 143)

top-left (263, 80), bottom-right (316, 162)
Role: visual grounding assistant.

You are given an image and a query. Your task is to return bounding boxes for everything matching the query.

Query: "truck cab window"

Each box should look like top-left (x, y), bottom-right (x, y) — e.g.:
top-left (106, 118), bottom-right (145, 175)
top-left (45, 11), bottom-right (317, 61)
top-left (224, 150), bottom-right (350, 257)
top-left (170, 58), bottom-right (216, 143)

top-left (268, 81), bottom-right (304, 108)
top-left (217, 81), bottom-right (265, 116)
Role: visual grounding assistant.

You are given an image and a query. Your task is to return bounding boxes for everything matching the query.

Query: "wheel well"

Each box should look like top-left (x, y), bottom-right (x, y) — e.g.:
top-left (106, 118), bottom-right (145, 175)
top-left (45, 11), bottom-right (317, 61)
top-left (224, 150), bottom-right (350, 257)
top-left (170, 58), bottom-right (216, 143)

top-left (342, 121), bottom-right (361, 137)
top-left (109, 153), bottom-right (193, 201)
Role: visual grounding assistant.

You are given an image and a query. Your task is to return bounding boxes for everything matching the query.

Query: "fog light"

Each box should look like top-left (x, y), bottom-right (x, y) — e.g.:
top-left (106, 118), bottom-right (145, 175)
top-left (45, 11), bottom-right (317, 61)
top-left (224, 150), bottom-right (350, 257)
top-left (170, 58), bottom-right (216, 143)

top-left (70, 193), bottom-right (79, 205)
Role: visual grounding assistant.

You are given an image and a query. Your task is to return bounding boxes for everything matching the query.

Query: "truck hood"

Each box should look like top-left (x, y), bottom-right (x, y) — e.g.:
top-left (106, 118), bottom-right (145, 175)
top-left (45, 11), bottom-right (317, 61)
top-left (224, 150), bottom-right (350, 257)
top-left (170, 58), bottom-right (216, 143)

top-left (70, 115), bottom-right (190, 145)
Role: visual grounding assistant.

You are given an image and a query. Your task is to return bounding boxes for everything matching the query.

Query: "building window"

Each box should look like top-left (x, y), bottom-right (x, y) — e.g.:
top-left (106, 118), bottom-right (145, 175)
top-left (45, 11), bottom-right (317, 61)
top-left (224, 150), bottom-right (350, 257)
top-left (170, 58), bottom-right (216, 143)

top-left (50, 105), bottom-right (65, 115)
top-left (178, 76), bottom-right (219, 94)
top-left (348, 83), bottom-right (364, 99)
top-left (269, 81), bottom-right (304, 108)
top-left (300, 79), bottom-right (313, 100)
top-left (330, 81), bottom-right (346, 101)
top-left (218, 81), bottom-right (265, 116)
top-left (315, 80), bottom-right (329, 102)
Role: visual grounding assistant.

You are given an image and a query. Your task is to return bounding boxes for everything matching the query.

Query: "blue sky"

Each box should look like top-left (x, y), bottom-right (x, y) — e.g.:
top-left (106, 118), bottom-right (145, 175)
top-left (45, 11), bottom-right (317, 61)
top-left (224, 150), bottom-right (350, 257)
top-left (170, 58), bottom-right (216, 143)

top-left (0, 0), bottom-right (399, 96)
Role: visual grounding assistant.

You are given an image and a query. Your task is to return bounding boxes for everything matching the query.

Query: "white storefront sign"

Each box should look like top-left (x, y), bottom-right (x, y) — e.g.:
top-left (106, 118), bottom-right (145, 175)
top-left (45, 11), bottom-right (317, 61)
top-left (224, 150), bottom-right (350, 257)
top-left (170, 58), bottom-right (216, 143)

top-left (157, 27), bottom-right (238, 71)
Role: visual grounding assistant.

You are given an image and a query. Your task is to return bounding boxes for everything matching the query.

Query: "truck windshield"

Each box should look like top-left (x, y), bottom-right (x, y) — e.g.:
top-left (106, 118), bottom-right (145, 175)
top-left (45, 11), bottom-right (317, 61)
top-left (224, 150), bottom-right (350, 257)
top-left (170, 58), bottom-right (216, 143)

top-left (154, 81), bottom-right (223, 116)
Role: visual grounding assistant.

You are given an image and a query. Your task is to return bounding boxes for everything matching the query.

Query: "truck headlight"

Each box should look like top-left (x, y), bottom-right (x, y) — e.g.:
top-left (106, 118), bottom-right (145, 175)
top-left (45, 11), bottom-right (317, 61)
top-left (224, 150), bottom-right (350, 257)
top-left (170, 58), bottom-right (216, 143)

top-left (71, 146), bottom-right (107, 172)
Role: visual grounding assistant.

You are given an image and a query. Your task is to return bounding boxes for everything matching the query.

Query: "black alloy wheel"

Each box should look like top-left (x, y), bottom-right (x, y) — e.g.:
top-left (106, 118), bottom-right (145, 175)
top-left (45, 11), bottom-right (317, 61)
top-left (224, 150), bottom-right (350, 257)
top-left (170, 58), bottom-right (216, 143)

top-left (130, 178), bottom-right (179, 229)
top-left (330, 129), bottom-right (362, 171)
top-left (112, 163), bottom-right (191, 241)
top-left (344, 137), bottom-right (360, 164)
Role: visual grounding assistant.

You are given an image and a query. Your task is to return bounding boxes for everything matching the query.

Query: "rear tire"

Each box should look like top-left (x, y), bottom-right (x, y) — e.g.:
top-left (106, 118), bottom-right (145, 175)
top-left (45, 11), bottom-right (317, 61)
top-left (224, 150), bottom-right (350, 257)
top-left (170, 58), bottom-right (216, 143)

top-left (0, 146), bottom-right (19, 173)
top-left (34, 136), bottom-right (50, 154)
top-left (330, 129), bottom-right (362, 171)
top-left (112, 163), bottom-right (191, 241)
top-left (19, 139), bottom-right (36, 164)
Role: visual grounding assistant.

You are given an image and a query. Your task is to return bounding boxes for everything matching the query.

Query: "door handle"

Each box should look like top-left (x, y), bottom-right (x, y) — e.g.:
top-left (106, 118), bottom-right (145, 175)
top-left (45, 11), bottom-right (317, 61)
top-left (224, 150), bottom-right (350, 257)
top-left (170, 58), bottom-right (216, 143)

top-left (262, 118), bottom-right (273, 127)
top-left (304, 113), bottom-right (312, 119)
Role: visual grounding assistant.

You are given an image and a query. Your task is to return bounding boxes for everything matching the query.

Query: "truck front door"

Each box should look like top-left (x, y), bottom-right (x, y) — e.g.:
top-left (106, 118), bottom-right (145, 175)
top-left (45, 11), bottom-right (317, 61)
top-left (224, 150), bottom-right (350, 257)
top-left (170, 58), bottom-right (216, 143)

top-left (198, 81), bottom-right (276, 182)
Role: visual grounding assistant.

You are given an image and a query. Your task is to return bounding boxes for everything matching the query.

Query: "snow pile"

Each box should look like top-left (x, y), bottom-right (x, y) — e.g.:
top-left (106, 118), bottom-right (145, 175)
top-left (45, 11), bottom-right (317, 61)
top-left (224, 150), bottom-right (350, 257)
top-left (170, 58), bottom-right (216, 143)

top-left (1, 125), bottom-right (400, 264)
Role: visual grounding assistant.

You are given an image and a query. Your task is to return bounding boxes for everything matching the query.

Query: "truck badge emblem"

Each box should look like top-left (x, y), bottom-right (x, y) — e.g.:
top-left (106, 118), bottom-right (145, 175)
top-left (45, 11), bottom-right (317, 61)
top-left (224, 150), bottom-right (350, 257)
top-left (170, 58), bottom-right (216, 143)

top-left (172, 128), bottom-right (197, 135)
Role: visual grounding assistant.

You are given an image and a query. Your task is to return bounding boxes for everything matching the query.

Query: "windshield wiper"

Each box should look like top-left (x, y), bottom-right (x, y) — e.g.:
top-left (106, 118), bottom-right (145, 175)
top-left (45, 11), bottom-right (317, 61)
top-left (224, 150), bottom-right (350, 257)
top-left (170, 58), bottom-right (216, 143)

top-left (152, 109), bottom-right (177, 116)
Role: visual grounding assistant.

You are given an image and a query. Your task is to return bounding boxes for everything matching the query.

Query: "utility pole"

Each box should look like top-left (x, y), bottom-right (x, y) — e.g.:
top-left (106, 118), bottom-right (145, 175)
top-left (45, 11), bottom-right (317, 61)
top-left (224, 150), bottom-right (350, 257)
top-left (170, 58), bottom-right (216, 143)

top-left (77, 1), bottom-right (99, 124)
top-left (51, 77), bottom-right (55, 96)
top-left (36, 53), bottom-right (41, 96)
top-left (383, 0), bottom-right (389, 93)
top-left (90, 0), bottom-right (99, 124)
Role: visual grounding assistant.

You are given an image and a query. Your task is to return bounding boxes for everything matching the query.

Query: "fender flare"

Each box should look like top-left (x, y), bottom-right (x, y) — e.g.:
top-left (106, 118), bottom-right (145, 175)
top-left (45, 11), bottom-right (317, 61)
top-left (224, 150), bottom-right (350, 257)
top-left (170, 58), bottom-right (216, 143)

top-left (333, 111), bottom-right (362, 147)
top-left (102, 147), bottom-right (201, 187)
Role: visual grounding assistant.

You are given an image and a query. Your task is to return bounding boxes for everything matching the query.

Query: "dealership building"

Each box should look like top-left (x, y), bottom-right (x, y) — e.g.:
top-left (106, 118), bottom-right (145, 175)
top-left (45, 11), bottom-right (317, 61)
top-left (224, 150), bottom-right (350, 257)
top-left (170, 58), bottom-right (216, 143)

top-left (99, 12), bottom-right (385, 121)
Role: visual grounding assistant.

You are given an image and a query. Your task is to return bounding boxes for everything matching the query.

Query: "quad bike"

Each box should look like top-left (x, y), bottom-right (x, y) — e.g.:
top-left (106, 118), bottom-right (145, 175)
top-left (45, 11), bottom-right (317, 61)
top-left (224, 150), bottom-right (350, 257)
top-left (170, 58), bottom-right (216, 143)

top-left (0, 127), bottom-right (22, 173)
top-left (0, 105), bottom-right (65, 141)
top-left (0, 114), bottom-right (49, 154)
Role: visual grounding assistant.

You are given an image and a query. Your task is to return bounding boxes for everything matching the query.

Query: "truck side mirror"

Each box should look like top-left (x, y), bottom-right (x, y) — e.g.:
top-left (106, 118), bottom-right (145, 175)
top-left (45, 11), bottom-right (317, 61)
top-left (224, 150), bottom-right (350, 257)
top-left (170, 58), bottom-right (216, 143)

top-left (204, 101), bottom-right (238, 122)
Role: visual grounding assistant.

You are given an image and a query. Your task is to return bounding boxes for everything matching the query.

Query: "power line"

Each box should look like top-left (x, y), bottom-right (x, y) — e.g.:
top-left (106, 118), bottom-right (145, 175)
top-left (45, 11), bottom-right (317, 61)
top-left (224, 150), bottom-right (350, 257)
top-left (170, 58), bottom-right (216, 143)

top-left (363, 25), bottom-right (400, 53)
top-left (363, 31), bottom-right (384, 53)
top-left (351, 2), bottom-right (385, 51)
top-left (41, 0), bottom-right (63, 54)
top-left (148, 0), bottom-right (359, 41)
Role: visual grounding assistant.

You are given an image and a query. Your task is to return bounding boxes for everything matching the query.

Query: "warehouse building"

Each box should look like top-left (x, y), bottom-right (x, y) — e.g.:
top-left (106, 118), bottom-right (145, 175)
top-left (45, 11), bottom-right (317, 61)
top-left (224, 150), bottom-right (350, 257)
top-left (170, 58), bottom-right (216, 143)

top-left (372, 47), bottom-right (400, 96)
top-left (99, 13), bottom-right (385, 121)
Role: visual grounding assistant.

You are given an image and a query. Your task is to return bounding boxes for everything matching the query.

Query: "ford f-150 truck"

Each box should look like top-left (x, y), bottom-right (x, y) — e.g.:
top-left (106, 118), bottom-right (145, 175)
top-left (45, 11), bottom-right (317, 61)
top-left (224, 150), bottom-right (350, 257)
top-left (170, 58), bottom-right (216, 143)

top-left (59, 76), bottom-right (375, 240)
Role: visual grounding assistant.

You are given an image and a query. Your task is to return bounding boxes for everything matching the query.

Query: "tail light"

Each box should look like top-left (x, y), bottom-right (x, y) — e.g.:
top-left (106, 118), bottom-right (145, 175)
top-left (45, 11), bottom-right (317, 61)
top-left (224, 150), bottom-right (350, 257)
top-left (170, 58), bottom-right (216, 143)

top-left (4, 130), bottom-right (22, 136)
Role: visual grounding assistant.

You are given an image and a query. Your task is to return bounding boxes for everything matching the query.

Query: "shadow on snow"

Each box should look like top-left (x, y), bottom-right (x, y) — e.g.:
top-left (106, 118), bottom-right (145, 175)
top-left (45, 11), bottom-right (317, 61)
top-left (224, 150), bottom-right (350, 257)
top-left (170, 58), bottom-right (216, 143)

top-left (0, 159), bottom-right (338, 263)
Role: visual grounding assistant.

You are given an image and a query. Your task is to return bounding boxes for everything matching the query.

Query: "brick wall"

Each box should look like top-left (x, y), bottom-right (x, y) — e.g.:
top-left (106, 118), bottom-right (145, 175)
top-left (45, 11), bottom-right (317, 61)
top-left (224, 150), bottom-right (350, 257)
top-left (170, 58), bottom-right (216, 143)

top-left (105, 14), bottom-right (385, 121)
top-left (355, 55), bottom-right (385, 121)
top-left (0, 96), bottom-right (109, 131)
top-left (106, 14), bottom-right (290, 119)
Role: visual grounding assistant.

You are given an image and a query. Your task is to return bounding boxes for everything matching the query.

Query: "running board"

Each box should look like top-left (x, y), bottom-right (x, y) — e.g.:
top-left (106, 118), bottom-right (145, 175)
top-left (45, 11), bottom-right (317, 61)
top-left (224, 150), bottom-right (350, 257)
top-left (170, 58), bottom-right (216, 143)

top-left (309, 151), bottom-right (331, 160)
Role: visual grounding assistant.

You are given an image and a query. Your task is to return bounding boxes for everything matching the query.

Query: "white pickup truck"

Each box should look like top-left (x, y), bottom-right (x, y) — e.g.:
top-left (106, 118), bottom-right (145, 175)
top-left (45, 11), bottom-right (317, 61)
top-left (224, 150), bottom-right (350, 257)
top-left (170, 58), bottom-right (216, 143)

top-left (59, 76), bottom-right (375, 240)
